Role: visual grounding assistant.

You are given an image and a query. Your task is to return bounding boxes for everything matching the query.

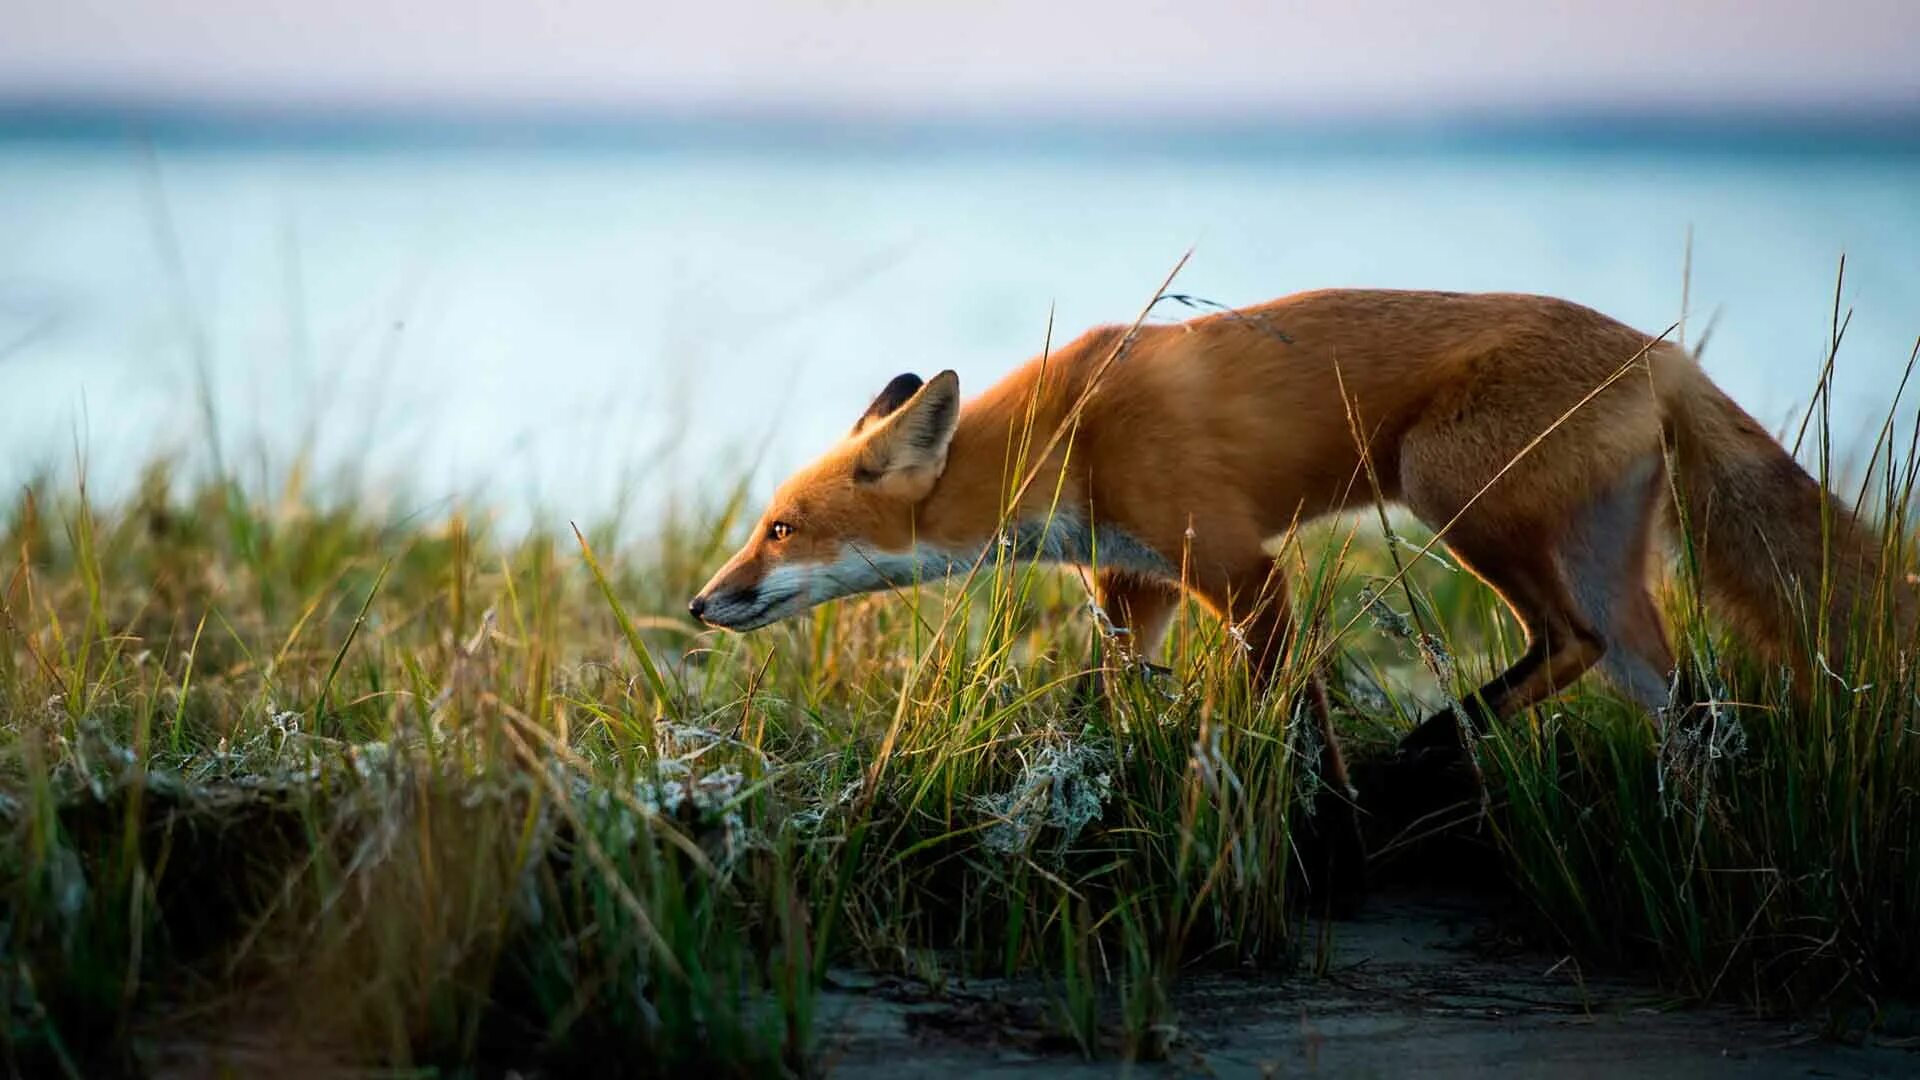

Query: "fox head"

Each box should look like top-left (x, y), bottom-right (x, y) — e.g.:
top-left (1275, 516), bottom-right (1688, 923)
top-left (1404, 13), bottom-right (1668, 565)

top-left (689, 370), bottom-right (964, 631)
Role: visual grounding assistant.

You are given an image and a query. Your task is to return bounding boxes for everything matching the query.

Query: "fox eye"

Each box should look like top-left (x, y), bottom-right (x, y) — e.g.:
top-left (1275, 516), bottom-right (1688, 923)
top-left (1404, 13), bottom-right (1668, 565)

top-left (768, 521), bottom-right (795, 542)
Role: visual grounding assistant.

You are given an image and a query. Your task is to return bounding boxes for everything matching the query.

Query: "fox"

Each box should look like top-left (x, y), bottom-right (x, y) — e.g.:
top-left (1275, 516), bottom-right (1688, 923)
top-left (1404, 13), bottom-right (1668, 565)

top-left (690, 289), bottom-right (1906, 789)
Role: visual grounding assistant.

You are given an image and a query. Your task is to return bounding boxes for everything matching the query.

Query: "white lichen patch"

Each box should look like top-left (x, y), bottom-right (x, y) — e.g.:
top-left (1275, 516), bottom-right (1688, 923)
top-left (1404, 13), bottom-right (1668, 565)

top-left (972, 736), bottom-right (1115, 857)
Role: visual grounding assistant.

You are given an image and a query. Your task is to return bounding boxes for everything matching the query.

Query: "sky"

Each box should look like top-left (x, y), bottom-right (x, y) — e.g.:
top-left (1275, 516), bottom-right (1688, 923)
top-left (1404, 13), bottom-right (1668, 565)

top-left (3, 0), bottom-right (1918, 119)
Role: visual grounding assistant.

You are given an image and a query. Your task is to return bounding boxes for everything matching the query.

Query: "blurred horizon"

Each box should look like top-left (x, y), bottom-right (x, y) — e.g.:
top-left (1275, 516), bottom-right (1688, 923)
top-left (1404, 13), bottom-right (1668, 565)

top-left (4, 98), bottom-right (1920, 156)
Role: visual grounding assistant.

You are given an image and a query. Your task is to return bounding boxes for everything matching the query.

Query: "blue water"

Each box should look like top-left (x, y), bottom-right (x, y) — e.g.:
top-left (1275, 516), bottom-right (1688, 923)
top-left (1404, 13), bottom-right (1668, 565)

top-left (1, 129), bottom-right (1916, 520)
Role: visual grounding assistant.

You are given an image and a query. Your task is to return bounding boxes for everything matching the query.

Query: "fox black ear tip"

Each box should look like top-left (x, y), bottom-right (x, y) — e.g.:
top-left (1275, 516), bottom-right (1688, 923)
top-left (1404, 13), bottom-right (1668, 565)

top-left (856, 374), bottom-right (928, 433)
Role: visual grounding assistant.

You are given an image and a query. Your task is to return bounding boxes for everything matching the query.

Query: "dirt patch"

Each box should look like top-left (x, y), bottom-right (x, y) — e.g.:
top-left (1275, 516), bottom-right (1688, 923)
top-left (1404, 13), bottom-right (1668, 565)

top-left (815, 894), bottom-right (1918, 1077)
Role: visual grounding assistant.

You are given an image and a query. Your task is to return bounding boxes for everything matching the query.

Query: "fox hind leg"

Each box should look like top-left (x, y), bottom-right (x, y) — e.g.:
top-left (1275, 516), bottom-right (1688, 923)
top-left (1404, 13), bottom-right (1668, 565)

top-left (1398, 530), bottom-right (1606, 756)
top-left (1401, 457), bottom-right (1673, 755)
top-left (1558, 456), bottom-right (1675, 713)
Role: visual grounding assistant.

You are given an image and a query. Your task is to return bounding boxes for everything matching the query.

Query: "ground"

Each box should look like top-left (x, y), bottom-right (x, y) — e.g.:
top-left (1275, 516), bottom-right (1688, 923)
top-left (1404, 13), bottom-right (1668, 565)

top-left (820, 894), bottom-right (1918, 1078)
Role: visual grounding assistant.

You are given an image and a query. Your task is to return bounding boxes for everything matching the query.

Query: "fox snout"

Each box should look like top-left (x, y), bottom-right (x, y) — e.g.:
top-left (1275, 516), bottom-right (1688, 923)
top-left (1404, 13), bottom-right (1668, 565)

top-left (688, 577), bottom-right (786, 631)
top-left (691, 547), bottom-right (772, 630)
top-left (687, 586), bottom-right (753, 629)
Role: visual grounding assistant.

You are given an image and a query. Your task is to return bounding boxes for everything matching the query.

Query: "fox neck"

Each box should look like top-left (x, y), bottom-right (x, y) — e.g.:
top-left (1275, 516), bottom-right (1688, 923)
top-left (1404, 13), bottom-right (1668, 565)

top-left (892, 379), bottom-right (1172, 582)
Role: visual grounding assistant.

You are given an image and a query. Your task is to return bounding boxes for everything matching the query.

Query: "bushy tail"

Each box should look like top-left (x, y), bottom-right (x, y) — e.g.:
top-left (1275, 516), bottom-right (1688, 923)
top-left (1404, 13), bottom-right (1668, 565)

top-left (1659, 353), bottom-right (1915, 665)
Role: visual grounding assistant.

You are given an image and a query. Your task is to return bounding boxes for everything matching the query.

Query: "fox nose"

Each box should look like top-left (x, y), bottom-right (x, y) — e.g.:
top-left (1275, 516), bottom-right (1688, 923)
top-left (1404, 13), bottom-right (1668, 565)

top-left (688, 594), bottom-right (708, 621)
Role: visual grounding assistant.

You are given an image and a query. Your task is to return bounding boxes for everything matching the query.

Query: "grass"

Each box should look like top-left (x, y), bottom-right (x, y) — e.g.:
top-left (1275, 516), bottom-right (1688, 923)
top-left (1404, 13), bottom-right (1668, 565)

top-left (4, 331), bottom-right (1920, 1074)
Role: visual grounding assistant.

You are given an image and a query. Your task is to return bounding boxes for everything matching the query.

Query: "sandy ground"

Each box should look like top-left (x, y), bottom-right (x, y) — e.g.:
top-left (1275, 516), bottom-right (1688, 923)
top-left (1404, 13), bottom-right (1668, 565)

top-left (816, 893), bottom-right (1918, 1078)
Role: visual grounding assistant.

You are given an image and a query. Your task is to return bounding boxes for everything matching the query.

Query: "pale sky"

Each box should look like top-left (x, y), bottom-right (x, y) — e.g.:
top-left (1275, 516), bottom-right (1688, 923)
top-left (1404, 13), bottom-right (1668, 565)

top-left (3, 0), bottom-right (1918, 117)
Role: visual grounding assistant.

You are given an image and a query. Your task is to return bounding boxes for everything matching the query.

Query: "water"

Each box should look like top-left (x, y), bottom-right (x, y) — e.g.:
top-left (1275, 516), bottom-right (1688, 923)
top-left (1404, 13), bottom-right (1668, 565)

top-left (2, 129), bottom-right (1916, 522)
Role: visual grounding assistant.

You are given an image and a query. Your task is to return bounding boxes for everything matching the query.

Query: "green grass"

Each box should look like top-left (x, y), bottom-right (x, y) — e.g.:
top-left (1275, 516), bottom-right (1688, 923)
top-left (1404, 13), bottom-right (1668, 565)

top-left (4, 348), bottom-right (1920, 1073)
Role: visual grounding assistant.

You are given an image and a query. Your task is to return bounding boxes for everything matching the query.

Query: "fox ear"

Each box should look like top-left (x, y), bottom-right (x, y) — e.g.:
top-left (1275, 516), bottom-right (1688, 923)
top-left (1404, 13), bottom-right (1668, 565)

top-left (852, 373), bottom-right (925, 436)
top-left (854, 369), bottom-right (960, 500)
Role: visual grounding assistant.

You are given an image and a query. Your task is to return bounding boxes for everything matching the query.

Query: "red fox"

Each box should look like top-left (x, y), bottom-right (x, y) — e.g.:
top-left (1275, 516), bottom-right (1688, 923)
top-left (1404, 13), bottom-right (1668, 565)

top-left (690, 289), bottom-right (1903, 771)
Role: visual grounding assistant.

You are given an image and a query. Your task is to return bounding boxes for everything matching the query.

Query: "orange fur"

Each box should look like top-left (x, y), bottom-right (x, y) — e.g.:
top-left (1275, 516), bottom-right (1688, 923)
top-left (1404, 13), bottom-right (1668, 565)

top-left (693, 289), bottom-right (1912, 757)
